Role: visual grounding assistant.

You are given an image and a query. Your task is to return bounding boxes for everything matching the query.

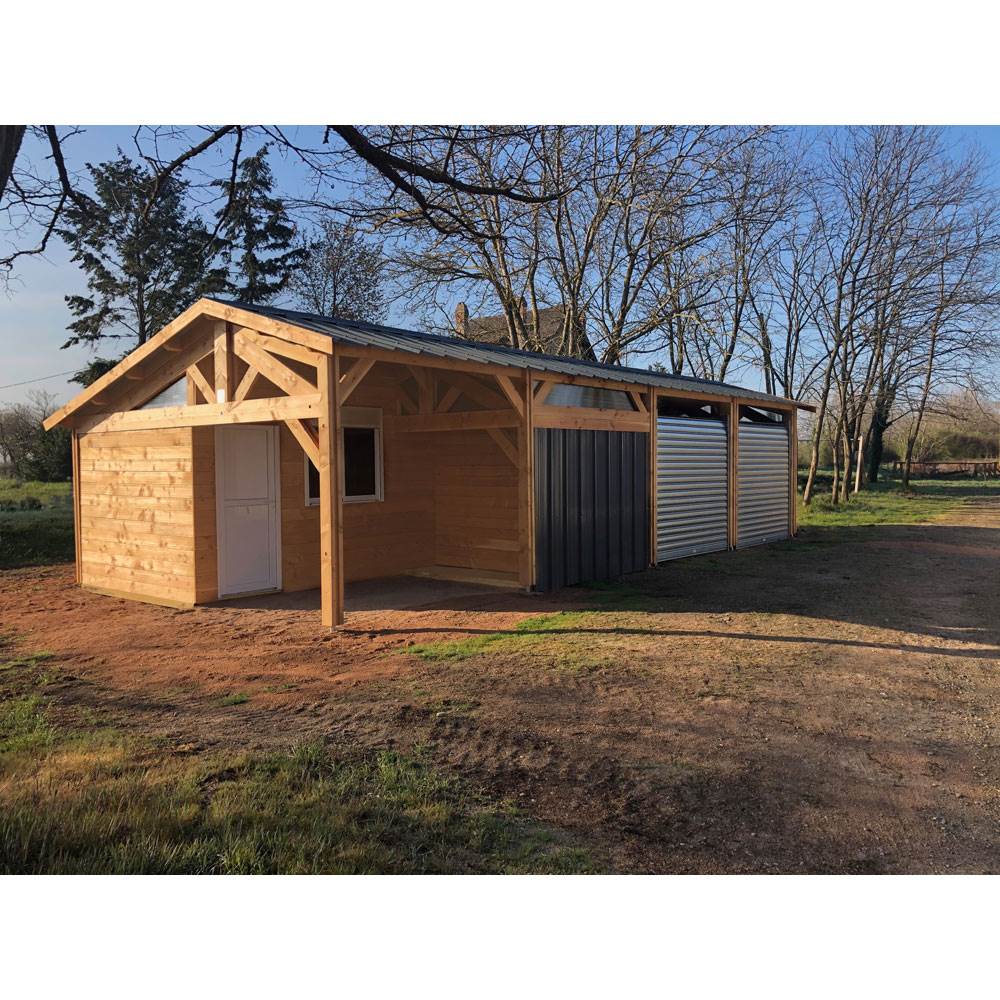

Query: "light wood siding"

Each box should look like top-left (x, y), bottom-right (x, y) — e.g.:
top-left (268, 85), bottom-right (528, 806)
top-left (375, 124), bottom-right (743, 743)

top-left (278, 370), bottom-right (438, 589)
top-left (191, 427), bottom-right (218, 602)
top-left (432, 430), bottom-right (519, 577)
top-left (77, 428), bottom-right (201, 605)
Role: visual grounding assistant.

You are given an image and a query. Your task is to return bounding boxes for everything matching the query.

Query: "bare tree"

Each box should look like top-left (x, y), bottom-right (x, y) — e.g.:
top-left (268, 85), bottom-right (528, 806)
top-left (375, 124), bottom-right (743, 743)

top-left (287, 219), bottom-right (388, 322)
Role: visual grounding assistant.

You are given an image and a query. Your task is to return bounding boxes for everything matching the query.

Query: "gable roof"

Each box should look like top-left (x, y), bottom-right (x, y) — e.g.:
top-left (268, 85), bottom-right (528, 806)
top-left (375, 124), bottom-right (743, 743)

top-left (229, 301), bottom-right (807, 409)
top-left (45, 297), bottom-right (812, 430)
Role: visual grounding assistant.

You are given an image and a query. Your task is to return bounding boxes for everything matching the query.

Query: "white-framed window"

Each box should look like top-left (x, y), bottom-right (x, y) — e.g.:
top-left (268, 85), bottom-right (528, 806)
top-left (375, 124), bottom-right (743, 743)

top-left (305, 407), bottom-right (384, 505)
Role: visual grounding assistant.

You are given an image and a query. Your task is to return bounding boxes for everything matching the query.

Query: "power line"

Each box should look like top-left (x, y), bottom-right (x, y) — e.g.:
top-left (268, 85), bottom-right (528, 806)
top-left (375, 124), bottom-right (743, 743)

top-left (0, 369), bottom-right (77, 391)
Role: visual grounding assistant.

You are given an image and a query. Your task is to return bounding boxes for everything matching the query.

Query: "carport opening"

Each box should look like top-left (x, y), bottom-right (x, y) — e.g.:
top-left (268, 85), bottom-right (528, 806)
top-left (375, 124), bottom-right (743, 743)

top-left (274, 359), bottom-right (526, 611)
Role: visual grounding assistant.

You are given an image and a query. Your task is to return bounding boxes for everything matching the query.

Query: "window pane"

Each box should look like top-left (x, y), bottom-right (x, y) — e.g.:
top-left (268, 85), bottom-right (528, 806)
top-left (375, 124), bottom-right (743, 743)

top-left (344, 427), bottom-right (377, 497)
top-left (545, 383), bottom-right (634, 410)
top-left (139, 378), bottom-right (187, 409)
top-left (307, 459), bottom-right (320, 502)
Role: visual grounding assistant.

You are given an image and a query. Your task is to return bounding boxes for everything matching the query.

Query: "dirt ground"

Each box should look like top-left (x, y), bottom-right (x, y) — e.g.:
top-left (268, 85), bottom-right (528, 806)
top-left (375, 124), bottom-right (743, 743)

top-left (3, 496), bottom-right (1000, 873)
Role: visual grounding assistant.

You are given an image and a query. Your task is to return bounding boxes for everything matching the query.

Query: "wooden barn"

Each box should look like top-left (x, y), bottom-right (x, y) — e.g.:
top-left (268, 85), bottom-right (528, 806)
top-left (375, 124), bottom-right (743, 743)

top-left (44, 299), bottom-right (813, 627)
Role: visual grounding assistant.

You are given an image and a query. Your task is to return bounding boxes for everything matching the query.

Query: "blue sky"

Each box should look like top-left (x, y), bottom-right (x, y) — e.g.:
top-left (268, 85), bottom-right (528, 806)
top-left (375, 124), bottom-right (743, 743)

top-left (3, 125), bottom-right (1000, 406)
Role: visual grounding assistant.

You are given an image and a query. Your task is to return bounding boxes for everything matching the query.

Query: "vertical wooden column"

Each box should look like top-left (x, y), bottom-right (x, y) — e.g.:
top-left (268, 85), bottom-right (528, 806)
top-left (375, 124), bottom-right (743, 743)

top-left (213, 321), bottom-right (232, 403)
top-left (318, 352), bottom-right (345, 627)
top-left (518, 371), bottom-right (535, 590)
top-left (789, 407), bottom-right (799, 537)
top-left (71, 429), bottom-right (82, 584)
top-left (648, 388), bottom-right (657, 566)
top-left (728, 398), bottom-right (740, 549)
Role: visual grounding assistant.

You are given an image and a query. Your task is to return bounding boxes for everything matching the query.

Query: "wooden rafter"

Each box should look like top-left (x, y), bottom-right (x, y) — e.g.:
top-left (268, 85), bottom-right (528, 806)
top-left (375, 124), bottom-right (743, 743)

top-left (436, 385), bottom-right (461, 413)
top-left (237, 326), bottom-right (324, 368)
top-left (436, 370), bottom-right (507, 411)
top-left (233, 331), bottom-right (316, 397)
top-left (407, 366), bottom-right (433, 413)
top-left (338, 359), bottom-right (375, 403)
top-left (186, 364), bottom-right (214, 404)
top-left (494, 374), bottom-right (525, 417)
top-left (233, 365), bottom-right (260, 403)
top-left (533, 380), bottom-right (556, 406)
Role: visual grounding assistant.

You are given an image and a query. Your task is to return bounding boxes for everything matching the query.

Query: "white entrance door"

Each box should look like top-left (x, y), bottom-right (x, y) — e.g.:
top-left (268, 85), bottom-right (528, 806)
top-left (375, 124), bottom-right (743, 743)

top-left (215, 425), bottom-right (281, 597)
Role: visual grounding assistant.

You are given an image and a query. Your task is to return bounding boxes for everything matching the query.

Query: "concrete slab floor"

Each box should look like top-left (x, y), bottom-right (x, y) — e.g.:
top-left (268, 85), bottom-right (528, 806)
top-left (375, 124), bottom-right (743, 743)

top-left (212, 575), bottom-right (517, 614)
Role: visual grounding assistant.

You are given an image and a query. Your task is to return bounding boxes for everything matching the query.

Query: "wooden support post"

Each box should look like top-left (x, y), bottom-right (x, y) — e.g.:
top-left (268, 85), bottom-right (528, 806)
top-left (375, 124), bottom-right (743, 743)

top-left (518, 371), bottom-right (535, 590)
top-left (648, 389), bottom-right (657, 566)
top-left (318, 353), bottom-right (345, 628)
top-left (71, 430), bottom-right (82, 585)
top-left (728, 398), bottom-right (740, 549)
top-left (213, 321), bottom-right (232, 403)
top-left (789, 407), bottom-right (799, 536)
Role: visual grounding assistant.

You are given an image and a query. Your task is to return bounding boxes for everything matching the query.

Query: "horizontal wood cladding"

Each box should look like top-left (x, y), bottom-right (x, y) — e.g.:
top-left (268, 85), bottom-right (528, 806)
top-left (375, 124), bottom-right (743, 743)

top-left (431, 430), bottom-right (520, 577)
top-left (191, 428), bottom-right (218, 602)
top-left (78, 428), bottom-right (199, 605)
top-left (278, 418), bottom-right (436, 591)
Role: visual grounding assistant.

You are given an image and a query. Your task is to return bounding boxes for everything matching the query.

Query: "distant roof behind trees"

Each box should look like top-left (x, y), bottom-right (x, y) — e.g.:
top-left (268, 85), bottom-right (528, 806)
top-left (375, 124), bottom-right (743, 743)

top-left (453, 300), bottom-right (596, 361)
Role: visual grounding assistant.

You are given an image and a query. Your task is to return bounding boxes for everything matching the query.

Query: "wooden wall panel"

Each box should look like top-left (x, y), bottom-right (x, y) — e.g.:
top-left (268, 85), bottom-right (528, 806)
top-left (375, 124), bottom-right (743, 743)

top-left (278, 421), bottom-right (436, 590)
top-left (191, 427), bottom-right (218, 602)
top-left (77, 428), bottom-right (199, 605)
top-left (432, 430), bottom-right (520, 578)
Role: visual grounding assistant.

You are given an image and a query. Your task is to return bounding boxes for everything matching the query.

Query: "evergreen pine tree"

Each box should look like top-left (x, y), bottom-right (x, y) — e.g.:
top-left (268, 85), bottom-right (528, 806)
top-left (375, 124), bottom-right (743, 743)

top-left (215, 146), bottom-right (305, 303)
top-left (58, 154), bottom-right (228, 349)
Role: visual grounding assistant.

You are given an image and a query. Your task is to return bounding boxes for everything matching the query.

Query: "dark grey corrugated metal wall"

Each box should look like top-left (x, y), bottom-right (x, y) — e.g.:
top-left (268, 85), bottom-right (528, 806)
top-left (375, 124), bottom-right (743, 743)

top-left (534, 428), bottom-right (649, 592)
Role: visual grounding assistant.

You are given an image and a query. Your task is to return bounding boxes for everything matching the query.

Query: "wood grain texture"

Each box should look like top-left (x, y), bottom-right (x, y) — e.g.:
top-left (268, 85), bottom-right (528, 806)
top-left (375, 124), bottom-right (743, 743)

top-left (78, 429), bottom-right (199, 605)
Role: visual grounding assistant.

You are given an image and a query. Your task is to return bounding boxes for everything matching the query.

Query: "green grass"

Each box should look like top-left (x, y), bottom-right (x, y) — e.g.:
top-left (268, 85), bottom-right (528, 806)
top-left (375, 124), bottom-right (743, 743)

top-left (0, 640), bottom-right (595, 875)
top-left (407, 611), bottom-right (592, 662)
top-left (0, 478), bottom-right (75, 569)
top-left (799, 472), bottom-right (1000, 529)
top-left (220, 692), bottom-right (251, 706)
top-left (0, 479), bottom-right (73, 508)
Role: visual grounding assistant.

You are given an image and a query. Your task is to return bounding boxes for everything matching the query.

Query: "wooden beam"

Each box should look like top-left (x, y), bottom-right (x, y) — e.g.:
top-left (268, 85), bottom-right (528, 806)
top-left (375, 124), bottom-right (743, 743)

top-left (213, 321), bottom-right (232, 403)
top-left (518, 371), bottom-right (535, 589)
top-left (233, 330), bottom-right (316, 397)
top-left (200, 299), bottom-right (334, 355)
top-left (533, 405), bottom-right (649, 433)
top-left (436, 384), bottom-right (461, 413)
top-left (317, 354), bottom-right (344, 628)
top-left (84, 394), bottom-right (324, 434)
top-left (71, 430), bottom-right (82, 584)
top-left (286, 417), bottom-right (320, 467)
top-left (236, 326), bottom-right (324, 368)
top-left (233, 365), bottom-right (260, 403)
top-left (629, 390), bottom-right (648, 414)
top-left (384, 409), bottom-right (520, 434)
top-left (407, 366), bottom-right (433, 413)
top-left (186, 364), bottom-right (214, 404)
top-left (533, 380), bottom-right (556, 406)
top-left (75, 334), bottom-right (215, 429)
top-left (648, 389), bottom-right (657, 566)
top-left (43, 299), bottom-right (221, 429)
top-left (494, 374), bottom-right (525, 418)
top-left (486, 428), bottom-right (518, 466)
top-left (438, 370), bottom-right (508, 411)
top-left (338, 359), bottom-right (375, 403)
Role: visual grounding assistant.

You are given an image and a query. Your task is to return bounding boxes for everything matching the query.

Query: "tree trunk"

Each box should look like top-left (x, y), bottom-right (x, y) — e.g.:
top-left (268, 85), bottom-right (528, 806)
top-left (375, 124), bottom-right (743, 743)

top-left (865, 395), bottom-right (892, 484)
top-left (0, 126), bottom-right (26, 205)
top-left (852, 429), bottom-right (865, 494)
